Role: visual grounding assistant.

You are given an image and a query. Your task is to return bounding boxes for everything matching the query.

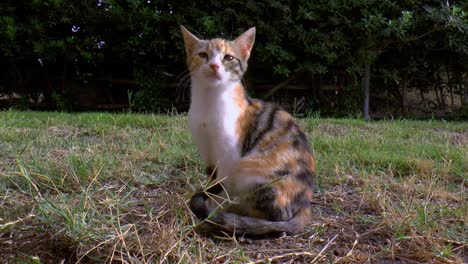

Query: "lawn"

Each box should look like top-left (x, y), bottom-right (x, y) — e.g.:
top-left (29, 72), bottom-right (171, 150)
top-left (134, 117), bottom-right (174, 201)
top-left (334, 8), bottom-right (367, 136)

top-left (0, 111), bottom-right (466, 263)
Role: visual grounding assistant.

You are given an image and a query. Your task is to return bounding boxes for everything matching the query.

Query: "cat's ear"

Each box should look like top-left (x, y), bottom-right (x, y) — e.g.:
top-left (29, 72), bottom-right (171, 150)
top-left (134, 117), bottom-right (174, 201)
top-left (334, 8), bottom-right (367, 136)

top-left (180, 25), bottom-right (200, 55)
top-left (234, 27), bottom-right (256, 60)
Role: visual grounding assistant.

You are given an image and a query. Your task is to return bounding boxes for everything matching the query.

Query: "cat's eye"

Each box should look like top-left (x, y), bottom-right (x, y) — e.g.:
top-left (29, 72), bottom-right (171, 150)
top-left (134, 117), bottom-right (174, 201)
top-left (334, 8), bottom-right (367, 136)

top-left (224, 55), bottom-right (234, 61)
top-left (198, 52), bottom-right (209, 59)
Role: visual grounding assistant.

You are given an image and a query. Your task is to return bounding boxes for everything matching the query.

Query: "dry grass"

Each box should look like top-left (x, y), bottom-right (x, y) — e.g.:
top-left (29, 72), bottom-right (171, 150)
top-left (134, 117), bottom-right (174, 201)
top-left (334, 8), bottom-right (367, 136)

top-left (0, 111), bottom-right (466, 263)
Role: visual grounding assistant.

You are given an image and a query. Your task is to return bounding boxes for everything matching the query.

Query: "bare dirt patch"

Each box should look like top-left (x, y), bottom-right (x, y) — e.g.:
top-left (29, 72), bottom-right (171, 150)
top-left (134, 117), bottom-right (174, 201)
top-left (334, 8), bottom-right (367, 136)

top-left (431, 128), bottom-right (468, 146)
top-left (0, 218), bottom-right (80, 263)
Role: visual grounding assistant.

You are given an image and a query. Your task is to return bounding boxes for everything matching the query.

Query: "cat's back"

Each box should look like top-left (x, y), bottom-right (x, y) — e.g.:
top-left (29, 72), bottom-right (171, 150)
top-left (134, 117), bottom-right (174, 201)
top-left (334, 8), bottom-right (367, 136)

top-left (228, 98), bottom-right (316, 221)
top-left (240, 99), bottom-right (313, 158)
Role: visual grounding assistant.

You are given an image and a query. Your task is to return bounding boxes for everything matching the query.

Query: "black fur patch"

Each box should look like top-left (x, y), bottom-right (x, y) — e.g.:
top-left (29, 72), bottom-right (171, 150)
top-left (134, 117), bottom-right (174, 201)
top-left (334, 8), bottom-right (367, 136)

top-left (295, 169), bottom-right (316, 189)
top-left (252, 106), bottom-right (278, 147)
top-left (206, 183), bottom-right (223, 195)
top-left (274, 168), bottom-right (290, 177)
top-left (225, 57), bottom-right (244, 81)
top-left (257, 119), bottom-right (295, 153)
top-left (242, 104), bottom-right (279, 156)
top-left (204, 166), bottom-right (222, 195)
top-left (290, 191), bottom-right (311, 213)
top-left (242, 105), bottom-right (266, 155)
top-left (206, 166), bottom-right (217, 181)
top-left (189, 192), bottom-right (209, 220)
top-left (245, 94), bottom-right (252, 105)
top-left (252, 185), bottom-right (283, 221)
top-left (234, 57), bottom-right (244, 73)
top-left (292, 128), bottom-right (311, 152)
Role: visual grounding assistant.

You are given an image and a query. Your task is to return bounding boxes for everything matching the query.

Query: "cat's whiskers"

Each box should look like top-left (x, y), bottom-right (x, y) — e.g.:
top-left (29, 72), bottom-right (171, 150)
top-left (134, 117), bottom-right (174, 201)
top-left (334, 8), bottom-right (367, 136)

top-left (176, 69), bottom-right (195, 102)
top-left (176, 69), bottom-right (192, 87)
top-left (178, 73), bottom-right (192, 89)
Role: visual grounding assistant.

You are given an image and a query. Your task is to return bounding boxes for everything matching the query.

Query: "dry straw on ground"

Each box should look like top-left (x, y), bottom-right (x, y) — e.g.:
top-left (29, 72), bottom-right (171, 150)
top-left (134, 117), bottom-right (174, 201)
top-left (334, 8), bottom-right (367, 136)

top-left (0, 112), bottom-right (466, 263)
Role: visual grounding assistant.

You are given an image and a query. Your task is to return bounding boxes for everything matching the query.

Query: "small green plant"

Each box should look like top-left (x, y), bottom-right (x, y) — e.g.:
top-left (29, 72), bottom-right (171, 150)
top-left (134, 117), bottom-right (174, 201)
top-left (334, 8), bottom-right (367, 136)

top-left (10, 97), bottom-right (30, 111)
top-left (434, 244), bottom-right (454, 258)
top-left (131, 69), bottom-right (171, 112)
top-left (455, 105), bottom-right (468, 120)
top-left (127, 90), bottom-right (134, 113)
top-left (51, 91), bottom-right (79, 112)
top-left (14, 256), bottom-right (42, 264)
top-left (51, 92), bottom-right (67, 111)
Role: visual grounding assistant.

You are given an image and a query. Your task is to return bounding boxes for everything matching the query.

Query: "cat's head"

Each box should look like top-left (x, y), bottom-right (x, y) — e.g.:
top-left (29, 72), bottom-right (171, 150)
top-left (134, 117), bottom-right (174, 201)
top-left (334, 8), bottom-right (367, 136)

top-left (181, 26), bottom-right (255, 87)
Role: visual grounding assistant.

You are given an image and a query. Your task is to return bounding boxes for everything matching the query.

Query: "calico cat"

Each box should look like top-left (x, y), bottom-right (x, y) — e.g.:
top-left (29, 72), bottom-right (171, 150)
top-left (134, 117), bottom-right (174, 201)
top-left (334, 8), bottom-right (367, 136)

top-left (181, 26), bottom-right (316, 236)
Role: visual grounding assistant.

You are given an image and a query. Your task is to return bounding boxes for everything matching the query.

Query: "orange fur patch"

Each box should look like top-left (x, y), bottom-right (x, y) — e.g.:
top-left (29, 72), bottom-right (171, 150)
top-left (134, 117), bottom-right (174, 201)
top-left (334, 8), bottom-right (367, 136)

top-left (232, 84), bottom-right (248, 109)
top-left (207, 39), bottom-right (240, 58)
top-left (235, 99), bottom-right (260, 144)
top-left (275, 179), bottom-right (304, 208)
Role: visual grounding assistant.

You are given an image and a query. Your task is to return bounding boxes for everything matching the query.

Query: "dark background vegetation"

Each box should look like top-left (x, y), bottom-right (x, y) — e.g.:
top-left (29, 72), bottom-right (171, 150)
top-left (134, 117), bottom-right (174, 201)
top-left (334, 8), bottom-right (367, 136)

top-left (0, 0), bottom-right (467, 119)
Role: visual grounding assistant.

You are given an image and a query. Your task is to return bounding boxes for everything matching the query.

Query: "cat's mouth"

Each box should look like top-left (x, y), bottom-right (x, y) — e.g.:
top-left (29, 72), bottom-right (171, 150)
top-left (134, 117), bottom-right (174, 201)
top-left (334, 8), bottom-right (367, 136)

top-left (205, 71), bottom-right (222, 80)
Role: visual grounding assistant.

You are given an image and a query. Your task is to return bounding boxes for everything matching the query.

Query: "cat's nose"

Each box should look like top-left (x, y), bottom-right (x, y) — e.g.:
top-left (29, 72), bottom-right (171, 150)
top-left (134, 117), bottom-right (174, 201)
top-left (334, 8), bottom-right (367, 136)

top-left (209, 63), bottom-right (219, 72)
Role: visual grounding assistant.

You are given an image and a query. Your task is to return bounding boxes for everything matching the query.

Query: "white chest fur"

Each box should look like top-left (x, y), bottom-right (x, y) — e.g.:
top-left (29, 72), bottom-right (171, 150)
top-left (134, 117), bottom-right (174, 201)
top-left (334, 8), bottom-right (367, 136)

top-left (188, 80), bottom-right (242, 177)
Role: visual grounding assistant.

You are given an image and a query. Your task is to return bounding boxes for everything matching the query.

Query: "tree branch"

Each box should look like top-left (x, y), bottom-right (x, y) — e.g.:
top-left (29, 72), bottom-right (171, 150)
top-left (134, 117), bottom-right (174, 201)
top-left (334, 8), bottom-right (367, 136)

top-left (263, 72), bottom-right (300, 98)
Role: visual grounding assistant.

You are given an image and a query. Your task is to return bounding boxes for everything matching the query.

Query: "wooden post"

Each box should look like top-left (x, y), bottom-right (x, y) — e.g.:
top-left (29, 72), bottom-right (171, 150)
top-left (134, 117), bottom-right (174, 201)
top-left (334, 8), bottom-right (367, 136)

top-left (464, 72), bottom-right (468, 107)
top-left (401, 80), bottom-right (407, 115)
top-left (363, 63), bottom-right (370, 120)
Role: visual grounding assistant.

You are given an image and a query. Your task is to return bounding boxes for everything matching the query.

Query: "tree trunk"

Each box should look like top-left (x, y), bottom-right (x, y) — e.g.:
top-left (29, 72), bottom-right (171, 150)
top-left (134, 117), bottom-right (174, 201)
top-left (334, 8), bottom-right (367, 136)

top-left (362, 63), bottom-right (370, 120)
top-left (264, 73), bottom-right (298, 98)
top-left (419, 89), bottom-right (426, 108)
top-left (434, 83), bottom-right (441, 108)
top-left (436, 71), bottom-right (446, 109)
top-left (445, 64), bottom-right (454, 108)
top-left (450, 85), bottom-right (454, 108)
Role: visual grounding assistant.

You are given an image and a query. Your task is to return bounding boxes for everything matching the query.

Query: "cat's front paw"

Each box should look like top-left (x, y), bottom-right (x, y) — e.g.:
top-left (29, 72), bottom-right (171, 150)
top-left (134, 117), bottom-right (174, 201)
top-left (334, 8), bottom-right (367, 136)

top-left (189, 192), bottom-right (209, 220)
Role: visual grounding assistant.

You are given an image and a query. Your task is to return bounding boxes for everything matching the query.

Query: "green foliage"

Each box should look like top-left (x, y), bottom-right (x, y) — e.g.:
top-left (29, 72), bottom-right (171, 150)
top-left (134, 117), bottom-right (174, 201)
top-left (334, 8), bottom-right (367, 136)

top-left (455, 105), bottom-right (468, 120)
top-left (0, 0), bottom-right (466, 115)
top-left (10, 97), bottom-right (30, 111)
top-left (130, 69), bottom-right (170, 112)
top-left (51, 91), bottom-right (78, 112)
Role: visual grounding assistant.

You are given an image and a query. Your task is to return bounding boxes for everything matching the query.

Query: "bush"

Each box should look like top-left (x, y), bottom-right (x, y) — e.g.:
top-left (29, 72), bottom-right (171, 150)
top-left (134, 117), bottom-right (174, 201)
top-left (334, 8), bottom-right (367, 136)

top-left (0, 0), bottom-right (466, 117)
top-left (130, 69), bottom-right (170, 112)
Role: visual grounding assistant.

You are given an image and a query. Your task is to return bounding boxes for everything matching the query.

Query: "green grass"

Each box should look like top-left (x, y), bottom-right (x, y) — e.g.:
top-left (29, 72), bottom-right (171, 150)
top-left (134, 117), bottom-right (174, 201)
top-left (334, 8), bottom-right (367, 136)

top-left (0, 110), bottom-right (466, 263)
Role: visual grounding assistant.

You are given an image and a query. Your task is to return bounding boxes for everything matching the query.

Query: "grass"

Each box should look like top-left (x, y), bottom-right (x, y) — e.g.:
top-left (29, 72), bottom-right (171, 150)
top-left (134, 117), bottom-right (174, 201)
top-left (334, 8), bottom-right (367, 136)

top-left (0, 110), bottom-right (466, 263)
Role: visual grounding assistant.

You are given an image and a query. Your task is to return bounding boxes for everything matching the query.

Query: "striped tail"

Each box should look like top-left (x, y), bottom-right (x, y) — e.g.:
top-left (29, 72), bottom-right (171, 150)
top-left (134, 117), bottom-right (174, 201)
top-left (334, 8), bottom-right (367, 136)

top-left (189, 192), bottom-right (311, 236)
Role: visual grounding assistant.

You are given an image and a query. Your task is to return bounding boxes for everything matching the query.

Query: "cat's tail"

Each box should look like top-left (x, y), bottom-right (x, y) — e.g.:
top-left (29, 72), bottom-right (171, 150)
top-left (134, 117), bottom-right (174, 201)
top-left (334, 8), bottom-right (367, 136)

top-left (189, 192), bottom-right (311, 236)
